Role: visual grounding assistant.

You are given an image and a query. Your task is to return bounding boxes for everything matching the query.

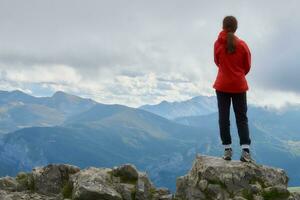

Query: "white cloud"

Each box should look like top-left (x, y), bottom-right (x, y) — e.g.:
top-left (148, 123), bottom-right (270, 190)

top-left (0, 0), bottom-right (299, 107)
top-left (0, 64), bottom-right (81, 84)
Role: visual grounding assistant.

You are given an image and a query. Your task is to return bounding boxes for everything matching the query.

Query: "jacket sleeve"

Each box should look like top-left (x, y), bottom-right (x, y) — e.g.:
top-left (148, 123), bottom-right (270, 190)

top-left (214, 40), bottom-right (219, 67)
top-left (242, 42), bottom-right (251, 75)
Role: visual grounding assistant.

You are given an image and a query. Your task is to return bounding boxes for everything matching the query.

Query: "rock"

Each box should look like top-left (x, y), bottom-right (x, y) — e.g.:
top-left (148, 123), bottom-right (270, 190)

top-left (233, 197), bottom-right (247, 200)
top-left (135, 172), bottom-right (156, 200)
top-left (249, 183), bottom-right (262, 194)
top-left (198, 179), bottom-right (208, 191)
top-left (0, 189), bottom-right (61, 200)
top-left (32, 164), bottom-right (80, 195)
top-left (70, 164), bottom-right (169, 200)
top-left (159, 194), bottom-right (173, 200)
top-left (0, 162), bottom-right (170, 200)
top-left (155, 187), bottom-right (171, 196)
top-left (0, 176), bottom-right (19, 192)
top-left (114, 183), bottom-right (135, 200)
top-left (71, 167), bottom-right (122, 200)
top-left (262, 185), bottom-right (290, 199)
top-left (0, 155), bottom-right (297, 200)
top-left (112, 164), bottom-right (139, 184)
top-left (253, 195), bottom-right (264, 200)
top-left (289, 192), bottom-right (300, 200)
top-left (152, 187), bottom-right (172, 200)
top-left (206, 183), bottom-right (230, 200)
top-left (175, 154), bottom-right (291, 200)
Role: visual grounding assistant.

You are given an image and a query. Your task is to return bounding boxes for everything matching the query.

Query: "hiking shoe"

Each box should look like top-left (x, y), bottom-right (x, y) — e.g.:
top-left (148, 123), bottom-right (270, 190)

top-left (240, 150), bottom-right (255, 163)
top-left (222, 148), bottom-right (232, 161)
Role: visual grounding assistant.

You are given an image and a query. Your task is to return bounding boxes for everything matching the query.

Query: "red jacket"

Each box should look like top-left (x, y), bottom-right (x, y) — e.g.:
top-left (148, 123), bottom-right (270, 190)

top-left (213, 30), bottom-right (251, 93)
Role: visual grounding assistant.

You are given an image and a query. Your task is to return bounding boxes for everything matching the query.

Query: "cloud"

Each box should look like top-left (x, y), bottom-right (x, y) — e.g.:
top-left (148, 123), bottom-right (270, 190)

top-left (0, 0), bottom-right (299, 107)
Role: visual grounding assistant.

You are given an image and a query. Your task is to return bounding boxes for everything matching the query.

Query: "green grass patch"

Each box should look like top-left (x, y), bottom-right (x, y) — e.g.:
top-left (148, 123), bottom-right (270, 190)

top-left (242, 189), bottom-right (254, 200)
top-left (16, 172), bottom-right (35, 192)
top-left (131, 187), bottom-right (136, 200)
top-left (262, 189), bottom-right (290, 200)
top-left (62, 181), bottom-right (73, 198)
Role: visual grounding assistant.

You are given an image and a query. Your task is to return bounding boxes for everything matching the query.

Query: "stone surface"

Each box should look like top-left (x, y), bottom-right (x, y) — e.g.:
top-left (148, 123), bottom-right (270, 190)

top-left (0, 154), bottom-right (299, 200)
top-left (70, 166), bottom-right (169, 200)
top-left (0, 176), bottom-right (19, 192)
top-left (112, 164), bottom-right (139, 183)
top-left (71, 167), bottom-right (122, 200)
top-left (0, 163), bottom-right (168, 200)
top-left (32, 164), bottom-right (80, 195)
top-left (0, 189), bottom-right (61, 200)
top-left (175, 154), bottom-right (293, 200)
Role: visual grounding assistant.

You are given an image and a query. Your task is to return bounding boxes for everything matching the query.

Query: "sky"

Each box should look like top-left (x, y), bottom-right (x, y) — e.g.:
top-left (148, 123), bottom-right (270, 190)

top-left (0, 0), bottom-right (300, 108)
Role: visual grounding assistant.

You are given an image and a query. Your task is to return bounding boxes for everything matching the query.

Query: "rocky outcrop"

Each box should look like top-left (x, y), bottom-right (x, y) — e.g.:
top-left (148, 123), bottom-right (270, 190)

top-left (1, 154), bottom-right (300, 200)
top-left (0, 163), bottom-right (172, 200)
top-left (175, 154), bottom-right (300, 200)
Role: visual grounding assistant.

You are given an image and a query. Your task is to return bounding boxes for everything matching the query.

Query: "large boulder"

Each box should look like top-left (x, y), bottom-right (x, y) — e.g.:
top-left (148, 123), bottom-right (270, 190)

top-left (71, 167), bottom-right (122, 200)
top-left (70, 164), bottom-right (172, 200)
top-left (32, 164), bottom-right (80, 195)
top-left (0, 162), bottom-right (171, 200)
top-left (175, 154), bottom-right (297, 200)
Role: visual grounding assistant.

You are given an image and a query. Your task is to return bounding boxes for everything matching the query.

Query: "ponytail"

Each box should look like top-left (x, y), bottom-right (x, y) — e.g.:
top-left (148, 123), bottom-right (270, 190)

top-left (227, 32), bottom-right (236, 53)
top-left (222, 16), bottom-right (238, 54)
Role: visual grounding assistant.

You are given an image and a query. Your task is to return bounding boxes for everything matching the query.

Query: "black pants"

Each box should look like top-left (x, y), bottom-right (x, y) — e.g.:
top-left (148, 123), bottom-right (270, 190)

top-left (216, 90), bottom-right (251, 146)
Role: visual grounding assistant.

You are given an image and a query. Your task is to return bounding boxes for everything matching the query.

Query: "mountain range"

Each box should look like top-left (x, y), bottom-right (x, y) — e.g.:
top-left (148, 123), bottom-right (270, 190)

top-left (0, 90), bottom-right (96, 134)
top-left (139, 95), bottom-right (217, 119)
top-left (0, 90), bottom-right (300, 191)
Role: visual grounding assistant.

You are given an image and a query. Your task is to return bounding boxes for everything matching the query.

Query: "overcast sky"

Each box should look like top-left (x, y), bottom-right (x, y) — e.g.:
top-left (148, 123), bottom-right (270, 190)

top-left (0, 0), bottom-right (299, 107)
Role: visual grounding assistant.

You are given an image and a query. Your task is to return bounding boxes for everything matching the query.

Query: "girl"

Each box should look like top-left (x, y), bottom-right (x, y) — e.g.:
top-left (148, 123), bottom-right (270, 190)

top-left (213, 16), bottom-right (253, 162)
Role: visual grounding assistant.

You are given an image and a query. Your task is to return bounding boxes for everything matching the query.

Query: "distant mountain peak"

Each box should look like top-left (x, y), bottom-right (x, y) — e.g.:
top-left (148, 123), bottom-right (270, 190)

top-left (52, 91), bottom-right (71, 98)
top-left (8, 90), bottom-right (30, 97)
top-left (51, 91), bottom-right (95, 103)
top-left (139, 95), bottom-right (217, 119)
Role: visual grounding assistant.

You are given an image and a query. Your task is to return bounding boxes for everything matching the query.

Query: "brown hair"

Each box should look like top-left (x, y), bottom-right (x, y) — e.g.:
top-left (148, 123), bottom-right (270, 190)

top-left (223, 16), bottom-right (238, 53)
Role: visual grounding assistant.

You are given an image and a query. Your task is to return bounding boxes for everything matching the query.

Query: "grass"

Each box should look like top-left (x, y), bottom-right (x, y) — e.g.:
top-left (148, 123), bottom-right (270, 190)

top-left (242, 189), bottom-right (254, 200)
top-left (62, 181), bottom-right (73, 199)
top-left (262, 188), bottom-right (290, 200)
top-left (131, 187), bottom-right (136, 200)
top-left (15, 172), bottom-right (35, 192)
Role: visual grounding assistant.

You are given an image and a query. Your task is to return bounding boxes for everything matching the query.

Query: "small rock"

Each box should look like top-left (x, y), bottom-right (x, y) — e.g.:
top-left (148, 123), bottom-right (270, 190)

top-left (32, 164), bottom-right (80, 195)
top-left (250, 183), bottom-right (262, 194)
top-left (135, 172), bottom-right (156, 200)
top-left (155, 187), bottom-right (171, 196)
top-left (253, 195), bottom-right (264, 200)
top-left (0, 176), bottom-right (19, 191)
top-left (198, 179), bottom-right (208, 191)
top-left (115, 183), bottom-right (135, 200)
top-left (112, 164), bottom-right (139, 184)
